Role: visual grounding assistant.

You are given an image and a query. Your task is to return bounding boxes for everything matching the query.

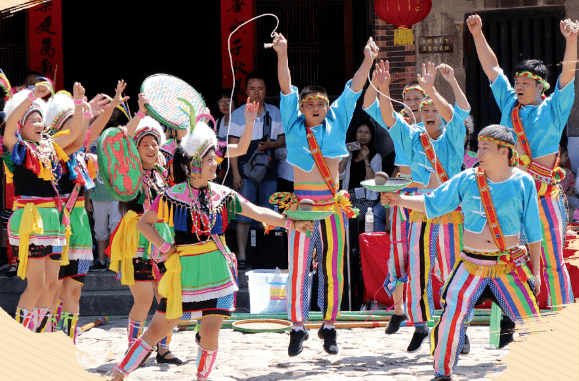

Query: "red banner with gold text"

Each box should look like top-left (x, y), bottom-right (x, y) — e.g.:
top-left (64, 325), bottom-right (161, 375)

top-left (28, 0), bottom-right (64, 91)
top-left (221, 0), bottom-right (253, 101)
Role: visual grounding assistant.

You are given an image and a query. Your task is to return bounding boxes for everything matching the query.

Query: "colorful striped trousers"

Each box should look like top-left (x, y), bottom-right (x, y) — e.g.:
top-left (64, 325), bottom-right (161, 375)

top-left (537, 187), bottom-right (574, 308)
top-left (383, 190), bottom-right (413, 295)
top-left (406, 210), bottom-right (463, 326)
top-left (431, 255), bottom-right (540, 378)
top-left (287, 183), bottom-right (347, 323)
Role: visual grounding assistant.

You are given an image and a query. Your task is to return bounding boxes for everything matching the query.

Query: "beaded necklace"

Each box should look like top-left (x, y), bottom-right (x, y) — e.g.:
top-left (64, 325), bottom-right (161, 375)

top-left (141, 166), bottom-right (168, 208)
top-left (186, 180), bottom-right (217, 239)
top-left (24, 138), bottom-right (63, 182)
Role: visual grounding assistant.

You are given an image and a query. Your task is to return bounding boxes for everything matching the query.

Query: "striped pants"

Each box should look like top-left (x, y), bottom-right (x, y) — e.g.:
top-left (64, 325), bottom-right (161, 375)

top-left (287, 184), bottom-right (347, 323)
top-left (431, 259), bottom-right (540, 378)
top-left (537, 189), bottom-right (574, 308)
top-left (406, 211), bottom-right (462, 325)
top-left (384, 203), bottom-right (411, 295)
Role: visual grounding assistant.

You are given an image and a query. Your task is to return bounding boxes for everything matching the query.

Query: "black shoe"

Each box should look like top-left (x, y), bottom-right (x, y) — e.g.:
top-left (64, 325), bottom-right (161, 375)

top-left (317, 323), bottom-right (339, 355)
top-left (6, 264), bottom-right (17, 277)
top-left (461, 332), bottom-right (470, 355)
top-left (407, 327), bottom-right (429, 352)
top-left (156, 350), bottom-right (183, 365)
top-left (385, 313), bottom-right (407, 335)
top-left (288, 328), bottom-right (309, 357)
top-left (89, 260), bottom-right (107, 272)
top-left (498, 315), bottom-right (516, 349)
top-left (431, 376), bottom-right (453, 381)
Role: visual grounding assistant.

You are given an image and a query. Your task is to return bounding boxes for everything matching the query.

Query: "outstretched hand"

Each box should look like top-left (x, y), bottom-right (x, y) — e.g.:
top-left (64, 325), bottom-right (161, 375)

top-left (244, 98), bottom-right (259, 123)
top-left (417, 62), bottom-right (437, 91)
top-left (561, 18), bottom-right (579, 40)
top-left (272, 32), bottom-right (288, 54)
top-left (112, 80), bottom-right (130, 107)
top-left (373, 60), bottom-right (391, 89)
top-left (364, 37), bottom-right (380, 62)
top-left (438, 63), bottom-right (455, 82)
top-left (89, 94), bottom-right (111, 115)
top-left (380, 192), bottom-right (400, 207)
top-left (466, 14), bottom-right (483, 35)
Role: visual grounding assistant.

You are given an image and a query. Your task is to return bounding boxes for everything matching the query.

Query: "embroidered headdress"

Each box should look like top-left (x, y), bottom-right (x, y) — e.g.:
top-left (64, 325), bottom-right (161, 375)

top-left (133, 116), bottom-right (166, 147)
top-left (3, 88), bottom-right (46, 126)
top-left (178, 98), bottom-right (217, 177)
top-left (44, 92), bottom-right (75, 136)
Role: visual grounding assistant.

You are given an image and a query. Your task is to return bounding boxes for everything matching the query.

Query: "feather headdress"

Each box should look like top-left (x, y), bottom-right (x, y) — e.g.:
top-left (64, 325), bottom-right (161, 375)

top-left (0, 69), bottom-right (12, 101)
top-left (3, 88), bottom-right (47, 125)
top-left (178, 98), bottom-right (217, 177)
top-left (44, 92), bottom-right (75, 136)
top-left (133, 116), bottom-right (166, 146)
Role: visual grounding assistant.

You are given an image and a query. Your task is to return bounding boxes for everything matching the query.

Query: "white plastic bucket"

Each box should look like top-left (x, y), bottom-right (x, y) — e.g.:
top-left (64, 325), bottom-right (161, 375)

top-left (246, 269), bottom-right (314, 314)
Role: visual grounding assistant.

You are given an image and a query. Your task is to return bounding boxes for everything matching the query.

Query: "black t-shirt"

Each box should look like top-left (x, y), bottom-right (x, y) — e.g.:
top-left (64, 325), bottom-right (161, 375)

top-left (349, 158), bottom-right (367, 190)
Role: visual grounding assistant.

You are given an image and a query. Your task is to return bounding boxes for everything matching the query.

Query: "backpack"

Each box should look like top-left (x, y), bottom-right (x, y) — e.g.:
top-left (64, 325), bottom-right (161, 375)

top-left (242, 111), bottom-right (273, 184)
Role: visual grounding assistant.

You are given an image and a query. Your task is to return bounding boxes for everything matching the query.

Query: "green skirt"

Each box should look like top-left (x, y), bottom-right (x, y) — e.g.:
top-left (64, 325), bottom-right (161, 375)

top-left (180, 247), bottom-right (238, 303)
top-left (8, 205), bottom-right (66, 248)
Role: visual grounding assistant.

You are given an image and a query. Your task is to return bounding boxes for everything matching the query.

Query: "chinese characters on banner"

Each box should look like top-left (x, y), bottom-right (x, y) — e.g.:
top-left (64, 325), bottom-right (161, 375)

top-left (418, 36), bottom-right (453, 54)
top-left (28, 0), bottom-right (64, 90)
top-left (221, 0), bottom-right (253, 101)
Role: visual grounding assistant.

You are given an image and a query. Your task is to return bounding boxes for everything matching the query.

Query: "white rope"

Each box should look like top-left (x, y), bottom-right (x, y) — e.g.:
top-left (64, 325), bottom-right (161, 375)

top-left (222, 13), bottom-right (280, 185)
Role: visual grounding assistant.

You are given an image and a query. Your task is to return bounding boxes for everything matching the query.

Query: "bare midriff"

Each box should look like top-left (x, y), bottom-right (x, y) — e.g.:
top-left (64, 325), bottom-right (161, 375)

top-left (293, 157), bottom-right (340, 185)
top-left (463, 225), bottom-right (520, 251)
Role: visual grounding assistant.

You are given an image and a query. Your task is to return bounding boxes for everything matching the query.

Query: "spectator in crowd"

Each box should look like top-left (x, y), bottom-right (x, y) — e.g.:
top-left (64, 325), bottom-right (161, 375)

top-left (215, 89), bottom-right (237, 184)
top-left (228, 72), bottom-right (285, 269)
top-left (339, 121), bottom-right (382, 231)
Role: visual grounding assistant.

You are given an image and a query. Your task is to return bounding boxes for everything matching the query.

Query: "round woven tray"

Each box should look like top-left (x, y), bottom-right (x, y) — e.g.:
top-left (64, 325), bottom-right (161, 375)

top-left (232, 319), bottom-right (292, 333)
top-left (141, 74), bottom-right (205, 131)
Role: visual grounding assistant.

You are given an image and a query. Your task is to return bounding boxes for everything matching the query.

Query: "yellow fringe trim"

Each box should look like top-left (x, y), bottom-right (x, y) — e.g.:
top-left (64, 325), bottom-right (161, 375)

top-left (459, 258), bottom-right (533, 279)
top-left (409, 210), bottom-right (463, 224)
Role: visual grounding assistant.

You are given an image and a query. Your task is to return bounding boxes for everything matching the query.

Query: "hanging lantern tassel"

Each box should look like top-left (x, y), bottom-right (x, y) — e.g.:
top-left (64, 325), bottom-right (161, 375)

top-left (394, 27), bottom-right (414, 45)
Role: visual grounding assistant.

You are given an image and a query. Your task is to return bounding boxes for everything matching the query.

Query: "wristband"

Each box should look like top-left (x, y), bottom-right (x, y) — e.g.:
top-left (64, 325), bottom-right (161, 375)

top-left (73, 99), bottom-right (83, 106)
top-left (159, 241), bottom-right (172, 254)
top-left (285, 218), bottom-right (295, 231)
top-left (136, 110), bottom-right (146, 119)
top-left (28, 92), bottom-right (37, 101)
top-left (84, 112), bottom-right (93, 119)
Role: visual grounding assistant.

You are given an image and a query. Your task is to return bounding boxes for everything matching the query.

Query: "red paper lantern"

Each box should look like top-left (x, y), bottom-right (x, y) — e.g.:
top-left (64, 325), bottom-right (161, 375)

top-left (374, 0), bottom-right (432, 45)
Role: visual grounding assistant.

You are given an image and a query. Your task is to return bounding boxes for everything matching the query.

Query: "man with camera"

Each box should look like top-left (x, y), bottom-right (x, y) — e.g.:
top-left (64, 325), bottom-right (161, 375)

top-left (229, 72), bottom-right (286, 269)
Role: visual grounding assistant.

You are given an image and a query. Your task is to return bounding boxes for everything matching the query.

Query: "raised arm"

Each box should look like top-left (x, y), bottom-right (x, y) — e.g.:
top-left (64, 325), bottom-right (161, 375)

top-left (417, 63), bottom-right (453, 122)
top-left (560, 19), bottom-right (579, 88)
top-left (351, 37), bottom-right (379, 93)
top-left (273, 33), bottom-right (292, 95)
top-left (126, 93), bottom-right (148, 137)
top-left (3, 84), bottom-right (51, 153)
top-left (86, 80), bottom-right (130, 147)
top-left (467, 14), bottom-right (501, 83)
top-left (375, 60), bottom-right (397, 128)
top-left (54, 83), bottom-right (92, 151)
top-left (226, 99), bottom-right (257, 158)
top-left (363, 66), bottom-right (379, 109)
top-left (438, 64), bottom-right (470, 112)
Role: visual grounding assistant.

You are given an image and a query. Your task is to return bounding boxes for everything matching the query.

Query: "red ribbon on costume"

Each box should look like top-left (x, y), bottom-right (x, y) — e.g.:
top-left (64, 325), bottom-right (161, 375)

top-left (305, 125), bottom-right (355, 219)
top-left (419, 132), bottom-right (449, 184)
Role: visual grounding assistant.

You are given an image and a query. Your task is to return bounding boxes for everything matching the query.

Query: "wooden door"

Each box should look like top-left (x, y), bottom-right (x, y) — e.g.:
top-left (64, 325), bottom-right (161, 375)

top-left (254, 0), bottom-right (354, 98)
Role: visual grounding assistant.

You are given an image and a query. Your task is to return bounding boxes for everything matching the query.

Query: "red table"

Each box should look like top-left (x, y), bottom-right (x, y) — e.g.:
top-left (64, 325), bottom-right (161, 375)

top-left (360, 232), bottom-right (579, 309)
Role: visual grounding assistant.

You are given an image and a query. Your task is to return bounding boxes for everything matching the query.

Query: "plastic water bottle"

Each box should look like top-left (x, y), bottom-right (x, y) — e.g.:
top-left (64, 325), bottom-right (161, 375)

top-left (365, 207), bottom-right (374, 233)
